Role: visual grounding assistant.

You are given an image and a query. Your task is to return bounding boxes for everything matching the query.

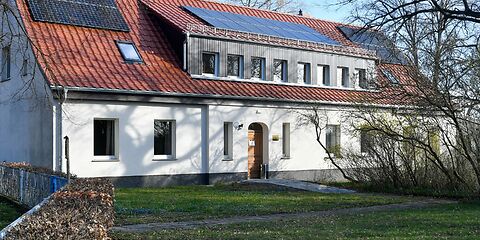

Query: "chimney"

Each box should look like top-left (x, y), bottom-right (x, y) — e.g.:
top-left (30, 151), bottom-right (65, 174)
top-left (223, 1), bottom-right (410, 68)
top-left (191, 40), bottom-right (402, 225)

top-left (298, 9), bottom-right (303, 16)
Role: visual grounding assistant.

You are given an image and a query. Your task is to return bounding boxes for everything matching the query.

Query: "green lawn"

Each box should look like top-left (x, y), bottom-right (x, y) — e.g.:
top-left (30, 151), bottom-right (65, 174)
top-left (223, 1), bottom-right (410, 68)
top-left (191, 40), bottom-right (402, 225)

top-left (112, 201), bottom-right (480, 240)
top-left (114, 183), bottom-right (412, 226)
top-left (0, 197), bottom-right (25, 230)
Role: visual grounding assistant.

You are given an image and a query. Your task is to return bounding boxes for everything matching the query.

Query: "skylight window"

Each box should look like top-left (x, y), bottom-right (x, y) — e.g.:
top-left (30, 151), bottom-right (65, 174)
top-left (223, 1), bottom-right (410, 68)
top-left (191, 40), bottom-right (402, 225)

top-left (116, 41), bottom-right (142, 63)
top-left (382, 69), bottom-right (399, 84)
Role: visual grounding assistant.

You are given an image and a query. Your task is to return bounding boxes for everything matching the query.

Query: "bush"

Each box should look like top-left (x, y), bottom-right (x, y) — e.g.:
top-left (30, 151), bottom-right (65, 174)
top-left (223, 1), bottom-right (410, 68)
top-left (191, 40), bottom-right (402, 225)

top-left (4, 178), bottom-right (114, 240)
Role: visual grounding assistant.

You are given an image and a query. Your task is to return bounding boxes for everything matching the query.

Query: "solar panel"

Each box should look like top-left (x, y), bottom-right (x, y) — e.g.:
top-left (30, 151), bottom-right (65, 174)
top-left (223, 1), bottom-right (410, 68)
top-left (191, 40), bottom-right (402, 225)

top-left (183, 6), bottom-right (339, 46)
top-left (26, 0), bottom-right (129, 32)
top-left (337, 26), bottom-right (407, 64)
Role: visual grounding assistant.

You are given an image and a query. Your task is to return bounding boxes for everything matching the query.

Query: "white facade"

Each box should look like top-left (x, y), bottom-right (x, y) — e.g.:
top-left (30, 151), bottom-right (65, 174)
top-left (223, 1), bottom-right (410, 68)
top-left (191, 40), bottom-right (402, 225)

top-left (59, 99), bottom-right (360, 181)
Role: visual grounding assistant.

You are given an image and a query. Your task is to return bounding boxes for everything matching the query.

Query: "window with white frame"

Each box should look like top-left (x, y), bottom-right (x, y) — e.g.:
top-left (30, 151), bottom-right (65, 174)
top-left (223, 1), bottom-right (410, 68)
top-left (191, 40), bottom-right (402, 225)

top-left (223, 122), bottom-right (233, 160)
top-left (282, 123), bottom-right (291, 158)
top-left (1, 45), bottom-right (11, 81)
top-left (317, 65), bottom-right (330, 86)
top-left (326, 125), bottom-right (341, 157)
top-left (202, 52), bottom-right (218, 76)
top-left (227, 55), bottom-right (243, 78)
top-left (273, 59), bottom-right (287, 82)
top-left (356, 68), bottom-right (368, 89)
top-left (360, 129), bottom-right (374, 153)
top-left (297, 62), bottom-right (311, 84)
top-left (251, 57), bottom-right (265, 80)
top-left (116, 41), bottom-right (143, 63)
top-left (93, 119), bottom-right (118, 159)
top-left (154, 120), bottom-right (176, 159)
top-left (337, 67), bottom-right (349, 88)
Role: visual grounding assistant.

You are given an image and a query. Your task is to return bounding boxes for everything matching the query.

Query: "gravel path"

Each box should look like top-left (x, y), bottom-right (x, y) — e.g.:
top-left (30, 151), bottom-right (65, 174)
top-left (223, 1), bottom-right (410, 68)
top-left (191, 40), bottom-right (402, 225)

top-left (112, 199), bottom-right (456, 233)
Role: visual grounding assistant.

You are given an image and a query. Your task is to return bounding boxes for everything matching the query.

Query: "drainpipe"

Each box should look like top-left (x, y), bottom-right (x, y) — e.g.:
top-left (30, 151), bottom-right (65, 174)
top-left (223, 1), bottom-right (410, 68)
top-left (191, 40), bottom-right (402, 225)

top-left (183, 32), bottom-right (189, 71)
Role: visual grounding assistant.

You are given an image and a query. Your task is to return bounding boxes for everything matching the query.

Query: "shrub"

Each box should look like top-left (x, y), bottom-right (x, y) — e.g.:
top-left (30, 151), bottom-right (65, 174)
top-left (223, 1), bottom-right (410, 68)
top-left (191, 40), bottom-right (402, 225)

top-left (4, 178), bottom-right (114, 240)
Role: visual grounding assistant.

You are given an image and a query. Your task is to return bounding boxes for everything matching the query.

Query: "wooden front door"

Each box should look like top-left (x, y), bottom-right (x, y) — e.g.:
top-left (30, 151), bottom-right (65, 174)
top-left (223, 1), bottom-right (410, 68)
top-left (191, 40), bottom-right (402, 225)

top-left (248, 126), bottom-right (263, 179)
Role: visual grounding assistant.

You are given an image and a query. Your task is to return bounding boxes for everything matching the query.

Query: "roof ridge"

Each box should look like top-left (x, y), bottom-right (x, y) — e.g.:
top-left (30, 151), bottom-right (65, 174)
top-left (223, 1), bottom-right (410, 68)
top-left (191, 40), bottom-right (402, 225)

top-left (188, 0), bottom-right (360, 27)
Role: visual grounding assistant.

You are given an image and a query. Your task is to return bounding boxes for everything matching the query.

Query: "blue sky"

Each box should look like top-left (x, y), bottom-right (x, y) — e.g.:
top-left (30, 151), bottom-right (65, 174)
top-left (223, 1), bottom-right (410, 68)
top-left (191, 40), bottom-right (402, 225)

top-left (300, 1), bottom-right (352, 23)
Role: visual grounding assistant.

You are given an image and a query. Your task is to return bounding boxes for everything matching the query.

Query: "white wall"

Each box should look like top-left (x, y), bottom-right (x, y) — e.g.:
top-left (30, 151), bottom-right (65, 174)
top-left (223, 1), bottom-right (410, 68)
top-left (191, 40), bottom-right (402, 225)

top-left (61, 100), bottom-right (363, 178)
top-left (0, 0), bottom-right (54, 168)
top-left (208, 104), bottom-right (359, 175)
top-left (61, 102), bottom-right (205, 178)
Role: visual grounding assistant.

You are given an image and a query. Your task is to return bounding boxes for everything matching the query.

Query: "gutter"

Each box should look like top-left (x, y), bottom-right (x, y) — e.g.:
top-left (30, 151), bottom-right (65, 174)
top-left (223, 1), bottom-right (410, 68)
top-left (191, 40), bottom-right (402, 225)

top-left (51, 85), bottom-right (419, 110)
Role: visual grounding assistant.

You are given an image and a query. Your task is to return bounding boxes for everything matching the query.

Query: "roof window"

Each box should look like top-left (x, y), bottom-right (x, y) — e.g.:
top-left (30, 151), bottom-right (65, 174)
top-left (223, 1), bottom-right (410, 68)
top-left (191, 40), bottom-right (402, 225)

top-left (116, 41), bottom-right (143, 63)
top-left (382, 69), bottom-right (399, 84)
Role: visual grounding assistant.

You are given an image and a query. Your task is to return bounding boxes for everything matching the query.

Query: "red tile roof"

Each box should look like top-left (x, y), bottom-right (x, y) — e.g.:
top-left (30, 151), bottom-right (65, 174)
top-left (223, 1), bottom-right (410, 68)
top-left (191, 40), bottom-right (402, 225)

top-left (16, 0), bottom-right (415, 105)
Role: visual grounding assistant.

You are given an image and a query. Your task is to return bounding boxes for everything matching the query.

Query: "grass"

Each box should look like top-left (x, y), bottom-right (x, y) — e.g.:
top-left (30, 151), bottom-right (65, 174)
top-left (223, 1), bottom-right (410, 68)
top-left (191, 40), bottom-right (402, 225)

top-left (114, 183), bottom-right (413, 226)
top-left (111, 201), bottom-right (480, 239)
top-left (0, 197), bottom-right (26, 230)
top-left (327, 181), bottom-right (476, 199)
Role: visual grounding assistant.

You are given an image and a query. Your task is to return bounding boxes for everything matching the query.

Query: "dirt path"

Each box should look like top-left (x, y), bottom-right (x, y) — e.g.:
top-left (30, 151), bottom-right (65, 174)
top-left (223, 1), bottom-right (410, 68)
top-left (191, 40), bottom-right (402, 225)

top-left (112, 199), bottom-right (456, 233)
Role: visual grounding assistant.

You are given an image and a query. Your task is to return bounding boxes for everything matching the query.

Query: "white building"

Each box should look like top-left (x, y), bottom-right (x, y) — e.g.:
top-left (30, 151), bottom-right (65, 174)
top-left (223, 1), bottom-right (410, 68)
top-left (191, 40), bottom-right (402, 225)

top-left (0, 0), bottom-right (409, 186)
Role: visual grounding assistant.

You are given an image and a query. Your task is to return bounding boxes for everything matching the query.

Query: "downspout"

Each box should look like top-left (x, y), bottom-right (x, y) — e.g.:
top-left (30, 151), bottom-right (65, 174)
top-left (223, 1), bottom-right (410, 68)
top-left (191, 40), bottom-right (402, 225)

top-left (53, 86), bottom-right (68, 172)
top-left (183, 32), bottom-right (189, 71)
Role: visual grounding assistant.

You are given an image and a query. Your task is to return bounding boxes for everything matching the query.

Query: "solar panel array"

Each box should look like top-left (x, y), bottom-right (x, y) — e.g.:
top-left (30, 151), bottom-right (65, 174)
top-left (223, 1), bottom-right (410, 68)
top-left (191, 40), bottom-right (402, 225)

top-left (183, 6), bottom-right (339, 46)
top-left (337, 26), bottom-right (407, 64)
top-left (27, 0), bottom-right (129, 32)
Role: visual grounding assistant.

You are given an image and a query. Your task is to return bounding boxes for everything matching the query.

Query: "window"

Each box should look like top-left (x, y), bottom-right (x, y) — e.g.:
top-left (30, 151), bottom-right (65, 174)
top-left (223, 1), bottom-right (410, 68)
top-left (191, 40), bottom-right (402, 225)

top-left (1, 45), bottom-right (11, 81)
top-left (227, 55), bottom-right (243, 78)
top-left (223, 122), bottom-right (233, 160)
top-left (202, 52), bottom-right (218, 76)
top-left (356, 68), bottom-right (368, 89)
top-left (251, 57), bottom-right (265, 80)
top-left (116, 41), bottom-right (142, 63)
top-left (282, 123), bottom-right (291, 158)
top-left (93, 119), bottom-right (117, 158)
top-left (273, 59), bottom-right (287, 82)
top-left (326, 125), bottom-right (341, 157)
top-left (382, 69), bottom-right (399, 84)
top-left (297, 62), bottom-right (311, 84)
top-left (360, 129), bottom-right (374, 153)
top-left (317, 65), bottom-right (330, 86)
top-left (154, 120), bottom-right (175, 159)
top-left (337, 67), bottom-right (349, 88)
top-left (21, 59), bottom-right (28, 77)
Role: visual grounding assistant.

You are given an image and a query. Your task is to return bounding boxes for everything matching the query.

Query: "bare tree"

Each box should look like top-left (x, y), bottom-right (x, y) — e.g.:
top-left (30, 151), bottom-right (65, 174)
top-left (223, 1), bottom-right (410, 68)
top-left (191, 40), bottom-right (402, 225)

top-left (220, 0), bottom-right (303, 13)
top-left (302, 0), bottom-right (480, 195)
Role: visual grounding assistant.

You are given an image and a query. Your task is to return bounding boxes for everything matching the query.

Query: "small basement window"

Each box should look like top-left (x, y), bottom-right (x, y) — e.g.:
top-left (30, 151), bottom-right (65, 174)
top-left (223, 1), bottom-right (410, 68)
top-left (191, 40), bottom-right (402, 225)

top-left (116, 41), bottom-right (143, 63)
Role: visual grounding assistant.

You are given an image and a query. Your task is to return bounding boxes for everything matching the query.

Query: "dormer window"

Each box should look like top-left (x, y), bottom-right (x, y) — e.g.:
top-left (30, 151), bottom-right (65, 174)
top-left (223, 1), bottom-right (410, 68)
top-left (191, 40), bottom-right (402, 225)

top-left (227, 55), bottom-right (243, 78)
top-left (202, 52), bottom-right (219, 76)
top-left (273, 59), bottom-right (287, 82)
top-left (116, 41), bottom-right (143, 63)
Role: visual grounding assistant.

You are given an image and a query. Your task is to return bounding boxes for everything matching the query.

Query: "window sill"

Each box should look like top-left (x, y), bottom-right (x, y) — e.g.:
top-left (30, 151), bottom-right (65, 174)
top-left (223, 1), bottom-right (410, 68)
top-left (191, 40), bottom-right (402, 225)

top-left (0, 78), bottom-right (11, 82)
top-left (281, 156), bottom-right (291, 160)
top-left (152, 156), bottom-right (177, 161)
top-left (191, 75), bottom-right (380, 92)
top-left (222, 157), bottom-right (234, 161)
top-left (92, 157), bottom-right (120, 162)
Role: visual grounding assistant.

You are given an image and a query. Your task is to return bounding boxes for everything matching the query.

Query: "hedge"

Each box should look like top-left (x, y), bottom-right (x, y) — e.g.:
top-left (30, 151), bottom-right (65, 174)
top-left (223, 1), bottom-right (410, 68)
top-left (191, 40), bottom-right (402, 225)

top-left (4, 178), bottom-right (114, 240)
